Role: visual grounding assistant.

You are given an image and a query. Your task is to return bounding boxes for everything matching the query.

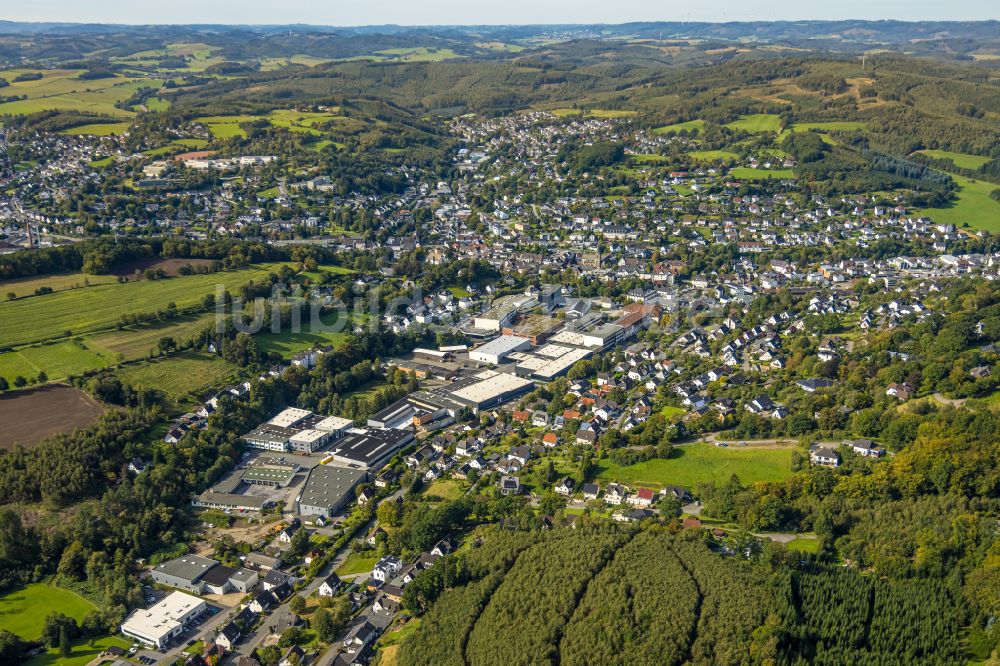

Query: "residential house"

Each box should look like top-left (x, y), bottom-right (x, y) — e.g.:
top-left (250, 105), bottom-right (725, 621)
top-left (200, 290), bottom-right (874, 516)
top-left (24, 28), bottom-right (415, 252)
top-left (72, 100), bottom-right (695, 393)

top-left (809, 444), bottom-right (841, 467)
top-left (554, 477), bottom-right (575, 496)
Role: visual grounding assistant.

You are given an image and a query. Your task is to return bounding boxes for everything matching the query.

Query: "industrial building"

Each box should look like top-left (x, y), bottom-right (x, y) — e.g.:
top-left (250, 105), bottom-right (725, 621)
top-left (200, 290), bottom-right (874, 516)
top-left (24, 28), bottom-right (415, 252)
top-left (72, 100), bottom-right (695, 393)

top-left (513, 344), bottom-right (594, 381)
top-left (191, 491), bottom-right (276, 513)
top-left (267, 407), bottom-right (313, 428)
top-left (297, 464), bottom-right (368, 518)
top-left (469, 335), bottom-right (531, 365)
top-left (367, 399), bottom-right (420, 430)
top-left (326, 427), bottom-right (415, 471)
top-left (120, 591), bottom-right (207, 649)
top-left (150, 555), bottom-right (258, 596)
top-left (426, 369), bottom-right (535, 413)
top-left (473, 294), bottom-right (537, 331)
top-left (242, 423), bottom-right (297, 452)
top-left (315, 415), bottom-right (355, 436)
top-left (502, 313), bottom-right (563, 345)
top-left (240, 459), bottom-right (299, 487)
top-left (582, 324), bottom-right (628, 350)
top-left (150, 555), bottom-right (220, 594)
top-left (243, 409), bottom-right (352, 453)
top-left (289, 428), bottom-right (329, 453)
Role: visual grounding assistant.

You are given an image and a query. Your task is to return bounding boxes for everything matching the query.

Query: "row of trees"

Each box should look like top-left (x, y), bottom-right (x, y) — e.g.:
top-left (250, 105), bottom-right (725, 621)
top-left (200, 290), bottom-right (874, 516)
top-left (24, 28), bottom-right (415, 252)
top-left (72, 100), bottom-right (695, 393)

top-left (463, 527), bottom-right (631, 666)
top-left (559, 529), bottom-right (700, 665)
top-left (775, 565), bottom-right (966, 665)
top-left (399, 525), bottom-right (973, 666)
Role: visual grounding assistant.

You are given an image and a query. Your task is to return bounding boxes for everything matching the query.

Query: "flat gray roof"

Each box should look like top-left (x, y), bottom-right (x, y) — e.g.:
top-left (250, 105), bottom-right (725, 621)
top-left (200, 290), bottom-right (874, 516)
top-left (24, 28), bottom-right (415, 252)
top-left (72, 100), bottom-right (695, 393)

top-left (194, 491), bottom-right (272, 510)
top-left (471, 335), bottom-right (530, 358)
top-left (298, 465), bottom-right (367, 510)
top-left (241, 463), bottom-right (297, 485)
top-left (330, 428), bottom-right (413, 468)
top-left (152, 555), bottom-right (219, 583)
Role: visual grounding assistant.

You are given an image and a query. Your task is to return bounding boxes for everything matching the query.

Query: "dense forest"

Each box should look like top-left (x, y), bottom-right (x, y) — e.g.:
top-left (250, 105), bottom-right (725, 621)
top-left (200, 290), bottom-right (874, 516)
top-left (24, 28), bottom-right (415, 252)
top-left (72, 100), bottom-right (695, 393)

top-left (397, 525), bottom-right (969, 666)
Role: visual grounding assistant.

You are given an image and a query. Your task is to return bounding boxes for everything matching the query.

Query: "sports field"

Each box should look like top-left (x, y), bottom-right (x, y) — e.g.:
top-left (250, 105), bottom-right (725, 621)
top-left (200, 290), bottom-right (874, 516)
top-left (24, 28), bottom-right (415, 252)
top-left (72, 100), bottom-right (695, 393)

top-left (0, 582), bottom-right (96, 640)
top-left (596, 442), bottom-right (795, 489)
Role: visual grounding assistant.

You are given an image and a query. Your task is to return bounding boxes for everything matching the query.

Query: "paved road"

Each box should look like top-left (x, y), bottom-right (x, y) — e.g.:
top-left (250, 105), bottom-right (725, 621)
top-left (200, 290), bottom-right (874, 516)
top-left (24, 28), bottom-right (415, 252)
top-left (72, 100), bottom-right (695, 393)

top-left (229, 486), bottom-right (404, 661)
top-left (699, 433), bottom-right (799, 447)
top-left (932, 392), bottom-right (966, 408)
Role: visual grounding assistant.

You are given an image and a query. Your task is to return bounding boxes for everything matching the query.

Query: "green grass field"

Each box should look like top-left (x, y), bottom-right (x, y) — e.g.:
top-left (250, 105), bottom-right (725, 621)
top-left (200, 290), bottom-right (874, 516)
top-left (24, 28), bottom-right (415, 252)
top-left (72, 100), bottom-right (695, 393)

top-left (25, 635), bottom-right (132, 666)
top-left (652, 119), bottom-right (705, 134)
top-left (0, 310), bottom-right (223, 384)
top-left (337, 553), bottom-right (380, 576)
top-left (917, 150), bottom-right (991, 170)
top-left (596, 442), bottom-right (795, 489)
top-left (659, 405), bottom-right (687, 420)
top-left (0, 272), bottom-right (118, 299)
top-left (295, 264), bottom-right (354, 283)
top-left (730, 167), bottom-right (795, 180)
top-left (587, 109), bottom-right (638, 118)
top-left (632, 154), bottom-right (669, 163)
top-left (725, 114), bottom-right (783, 133)
top-left (116, 351), bottom-right (237, 403)
top-left (143, 97), bottom-right (172, 112)
top-left (87, 311), bottom-right (220, 360)
top-left (376, 619), bottom-right (421, 666)
top-left (786, 537), bottom-right (822, 554)
top-left (917, 173), bottom-right (1000, 232)
top-left (551, 108), bottom-right (636, 119)
top-left (59, 122), bottom-right (131, 136)
top-left (0, 264), bottom-right (287, 348)
top-left (423, 479), bottom-right (466, 501)
top-left (0, 582), bottom-right (96, 640)
top-left (0, 340), bottom-right (111, 385)
top-left (253, 316), bottom-right (351, 358)
top-left (789, 121), bottom-right (867, 132)
top-left (375, 47), bottom-right (462, 62)
top-left (689, 150), bottom-right (739, 161)
top-left (142, 139), bottom-right (209, 157)
top-left (0, 70), bottom-right (162, 116)
top-left (195, 110), bottom-right (351, 139)
top-left (194, 115), bottom-right (257, 139)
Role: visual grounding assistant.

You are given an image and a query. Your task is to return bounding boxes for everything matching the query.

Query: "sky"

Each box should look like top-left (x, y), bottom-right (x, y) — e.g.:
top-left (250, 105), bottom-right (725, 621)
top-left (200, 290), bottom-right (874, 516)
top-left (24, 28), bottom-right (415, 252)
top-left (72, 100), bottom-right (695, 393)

top-left (4, 0), bottom-right (998, 26)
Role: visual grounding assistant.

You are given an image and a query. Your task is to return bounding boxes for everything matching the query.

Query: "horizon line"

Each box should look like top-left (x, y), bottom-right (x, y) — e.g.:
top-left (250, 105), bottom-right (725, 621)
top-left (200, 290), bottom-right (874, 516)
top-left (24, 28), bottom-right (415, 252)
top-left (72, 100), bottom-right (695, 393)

top-left (1, 18), bottom-right (999, 29)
